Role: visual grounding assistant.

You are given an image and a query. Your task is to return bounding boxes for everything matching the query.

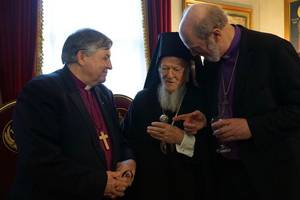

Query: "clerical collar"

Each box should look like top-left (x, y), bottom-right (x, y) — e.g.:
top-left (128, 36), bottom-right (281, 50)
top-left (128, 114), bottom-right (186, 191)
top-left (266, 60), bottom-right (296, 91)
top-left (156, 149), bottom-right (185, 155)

top-left (84, 85), bottom-right (92, 90)
top-left (70, 71), bottom-right (92, 91)
top-left (222, 25), bottom-right (241, 60)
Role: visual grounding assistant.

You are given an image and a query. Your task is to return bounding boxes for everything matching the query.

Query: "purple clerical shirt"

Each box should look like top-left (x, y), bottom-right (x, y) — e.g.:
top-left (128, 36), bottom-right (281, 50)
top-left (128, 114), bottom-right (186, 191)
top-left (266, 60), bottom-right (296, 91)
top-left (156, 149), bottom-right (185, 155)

top-left (218, 25), bottom-right (241, 159)
top-left (72, 74), bottom-right (113, 170)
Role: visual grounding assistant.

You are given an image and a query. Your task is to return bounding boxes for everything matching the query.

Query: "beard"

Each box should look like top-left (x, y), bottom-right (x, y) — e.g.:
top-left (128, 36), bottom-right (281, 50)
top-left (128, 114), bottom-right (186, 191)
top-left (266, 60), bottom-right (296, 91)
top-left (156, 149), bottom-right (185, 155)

top-left (205, 38), bottom-right (221, 62)
top-left (157, 84), bottom-right (186, 113)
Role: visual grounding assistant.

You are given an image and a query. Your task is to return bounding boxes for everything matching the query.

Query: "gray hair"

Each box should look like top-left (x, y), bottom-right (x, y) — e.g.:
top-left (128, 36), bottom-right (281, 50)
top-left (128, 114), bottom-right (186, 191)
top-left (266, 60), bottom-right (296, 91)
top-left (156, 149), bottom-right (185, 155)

top-left (193, 5), bottom-right (228, 40)
top-left (61, 28), bottom-right (112, 64)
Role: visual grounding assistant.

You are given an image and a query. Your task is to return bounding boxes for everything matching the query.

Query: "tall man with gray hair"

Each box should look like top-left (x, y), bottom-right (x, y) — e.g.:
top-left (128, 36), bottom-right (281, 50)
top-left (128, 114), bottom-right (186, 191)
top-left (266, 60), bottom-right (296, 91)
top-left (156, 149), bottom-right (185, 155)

top-left (177, 3), bottom-right (300, 200)
top-left (11, 28), bottom-right (135, 200)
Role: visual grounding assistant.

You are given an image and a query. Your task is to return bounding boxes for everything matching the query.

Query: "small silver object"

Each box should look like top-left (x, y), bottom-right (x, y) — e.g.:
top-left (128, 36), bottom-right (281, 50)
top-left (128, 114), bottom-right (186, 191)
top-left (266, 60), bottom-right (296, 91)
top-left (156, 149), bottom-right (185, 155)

top-left (159, 114), bottom-right (169, 154)
top-left (159, 114), bottom-right (169, 123)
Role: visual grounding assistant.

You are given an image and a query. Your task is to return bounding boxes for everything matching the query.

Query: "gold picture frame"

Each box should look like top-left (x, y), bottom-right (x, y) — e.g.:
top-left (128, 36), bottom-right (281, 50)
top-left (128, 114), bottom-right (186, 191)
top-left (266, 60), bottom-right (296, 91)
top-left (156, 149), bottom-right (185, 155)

top-left (284, 0), bottom-right (300, 52)
top-left (284, 0), bottom-right (295, 40)
top-left (183, 0), bottom-right (252, 29)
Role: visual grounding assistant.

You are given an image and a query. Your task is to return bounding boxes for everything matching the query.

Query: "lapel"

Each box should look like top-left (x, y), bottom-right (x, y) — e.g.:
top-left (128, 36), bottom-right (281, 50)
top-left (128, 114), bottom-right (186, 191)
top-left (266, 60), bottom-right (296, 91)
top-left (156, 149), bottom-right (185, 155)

top-left (232, 27), bottom-right (255, 116)
top-left (202, 61), bottom-right (221, 118)
top-left (60, 66), bottom-right (107, 165)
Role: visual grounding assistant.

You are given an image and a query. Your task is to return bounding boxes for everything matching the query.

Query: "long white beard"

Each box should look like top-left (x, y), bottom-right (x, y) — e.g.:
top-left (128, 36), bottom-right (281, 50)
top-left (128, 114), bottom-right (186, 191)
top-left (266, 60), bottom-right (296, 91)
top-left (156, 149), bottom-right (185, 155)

top-left (157, 84), bottom-right (186, 113)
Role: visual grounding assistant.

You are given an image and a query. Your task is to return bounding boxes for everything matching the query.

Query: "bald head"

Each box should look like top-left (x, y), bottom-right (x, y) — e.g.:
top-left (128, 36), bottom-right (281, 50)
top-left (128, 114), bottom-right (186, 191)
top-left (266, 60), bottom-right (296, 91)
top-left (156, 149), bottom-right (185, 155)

top-left (179, 4), bottom-right (228, 44)
top-left (178, 4), bottom-right (233, 62)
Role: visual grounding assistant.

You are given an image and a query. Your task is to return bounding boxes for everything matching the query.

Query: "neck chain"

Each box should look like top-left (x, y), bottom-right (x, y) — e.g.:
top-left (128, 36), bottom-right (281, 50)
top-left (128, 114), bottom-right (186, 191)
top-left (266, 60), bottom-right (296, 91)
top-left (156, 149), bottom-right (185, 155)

top-left (159, 90), bottom-right (186, 125)
top-left (159, 90), bottom-right (186, 154)
top-left (220, 51), bottom-right (239, 116)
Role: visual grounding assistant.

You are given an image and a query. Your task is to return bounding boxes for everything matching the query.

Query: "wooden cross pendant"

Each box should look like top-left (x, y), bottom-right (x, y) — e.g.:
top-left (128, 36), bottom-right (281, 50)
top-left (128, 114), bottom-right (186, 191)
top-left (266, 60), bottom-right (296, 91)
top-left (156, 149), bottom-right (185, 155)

top-left (98, 131), bottom-right (110, 150)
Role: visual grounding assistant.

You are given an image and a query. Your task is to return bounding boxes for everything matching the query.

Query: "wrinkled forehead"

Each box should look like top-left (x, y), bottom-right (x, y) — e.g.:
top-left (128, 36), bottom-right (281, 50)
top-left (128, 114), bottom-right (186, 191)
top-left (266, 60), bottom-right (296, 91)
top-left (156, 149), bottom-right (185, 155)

top-left (159, 56), bottom-right (188, 67)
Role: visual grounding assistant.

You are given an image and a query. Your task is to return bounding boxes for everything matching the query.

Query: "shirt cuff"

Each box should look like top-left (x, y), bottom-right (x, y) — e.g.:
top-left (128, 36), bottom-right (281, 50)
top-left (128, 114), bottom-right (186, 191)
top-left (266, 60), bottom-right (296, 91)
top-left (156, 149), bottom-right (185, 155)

top-left (175, 132), bottom-right (195, 157)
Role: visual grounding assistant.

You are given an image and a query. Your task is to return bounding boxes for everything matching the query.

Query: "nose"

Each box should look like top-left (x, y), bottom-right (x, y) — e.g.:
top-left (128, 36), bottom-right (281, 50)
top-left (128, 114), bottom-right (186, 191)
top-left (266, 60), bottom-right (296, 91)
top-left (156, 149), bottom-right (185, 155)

top-left (106, 59), bottom-right (112, 70)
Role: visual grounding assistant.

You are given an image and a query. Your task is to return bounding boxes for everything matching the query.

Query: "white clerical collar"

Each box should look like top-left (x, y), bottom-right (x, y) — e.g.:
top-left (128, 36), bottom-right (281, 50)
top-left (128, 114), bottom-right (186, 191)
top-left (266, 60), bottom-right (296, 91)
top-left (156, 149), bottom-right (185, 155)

top-left (84, 85), bottom-right (92, 90)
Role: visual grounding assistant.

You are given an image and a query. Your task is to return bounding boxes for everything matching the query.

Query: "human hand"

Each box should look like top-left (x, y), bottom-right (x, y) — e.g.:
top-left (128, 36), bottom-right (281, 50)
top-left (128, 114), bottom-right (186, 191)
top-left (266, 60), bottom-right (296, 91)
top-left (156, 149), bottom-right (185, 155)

top-left (116, 159), bottom-right (136, 186)
top-left (173, 110), bottom-right (207, 134)
top-left (211, 118), bottom-right (252, 142)
top-left (147, 122), bottom-right (184, 144)
top-left (104, 171), bottom-right (129, 199)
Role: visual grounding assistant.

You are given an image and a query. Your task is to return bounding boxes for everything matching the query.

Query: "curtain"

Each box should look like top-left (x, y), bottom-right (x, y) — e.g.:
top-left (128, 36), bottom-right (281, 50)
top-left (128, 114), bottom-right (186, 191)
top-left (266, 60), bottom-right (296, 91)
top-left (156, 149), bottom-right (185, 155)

top-left (0, 0), bottom-right (40, 104)
top-left (143, 0), bottom-right (172, 65)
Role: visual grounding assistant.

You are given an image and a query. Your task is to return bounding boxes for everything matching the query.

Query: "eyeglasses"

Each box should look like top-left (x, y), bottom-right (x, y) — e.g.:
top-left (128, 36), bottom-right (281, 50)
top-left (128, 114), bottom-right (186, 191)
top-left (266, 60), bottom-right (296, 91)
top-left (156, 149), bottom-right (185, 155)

top-left (159, 65), bottom-right (184, 74)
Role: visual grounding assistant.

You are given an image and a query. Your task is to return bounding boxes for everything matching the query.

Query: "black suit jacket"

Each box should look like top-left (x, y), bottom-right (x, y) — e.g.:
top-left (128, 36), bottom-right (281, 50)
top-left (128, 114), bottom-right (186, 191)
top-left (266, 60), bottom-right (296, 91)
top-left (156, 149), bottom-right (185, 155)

top-left (11, 66), bottom-right (133, 200)
top-left (197, 26), bottom-right (300, 199)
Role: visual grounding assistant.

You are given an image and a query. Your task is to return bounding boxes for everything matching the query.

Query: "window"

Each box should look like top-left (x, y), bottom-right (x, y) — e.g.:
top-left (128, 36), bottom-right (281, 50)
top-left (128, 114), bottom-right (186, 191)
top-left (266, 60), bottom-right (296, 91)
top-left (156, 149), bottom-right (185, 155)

top-left (42, 0), bottom-right (147, 98)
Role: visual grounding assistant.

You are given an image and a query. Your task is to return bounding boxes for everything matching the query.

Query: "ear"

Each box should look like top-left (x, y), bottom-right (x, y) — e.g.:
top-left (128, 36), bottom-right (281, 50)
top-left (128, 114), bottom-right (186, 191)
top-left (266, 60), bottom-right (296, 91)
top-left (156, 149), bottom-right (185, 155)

top-left (76, 50), bottom-right (86, 66)
top-left (212, 28), bottom-right (222, 42)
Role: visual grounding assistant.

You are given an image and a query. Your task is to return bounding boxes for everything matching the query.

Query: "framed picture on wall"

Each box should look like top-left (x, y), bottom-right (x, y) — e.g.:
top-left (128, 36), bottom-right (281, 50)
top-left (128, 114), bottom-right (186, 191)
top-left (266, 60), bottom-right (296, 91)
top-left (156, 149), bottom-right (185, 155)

top-left (183, 0), bottom-right (252, 29)
top-left (284, 0), bottom-right (300, 52)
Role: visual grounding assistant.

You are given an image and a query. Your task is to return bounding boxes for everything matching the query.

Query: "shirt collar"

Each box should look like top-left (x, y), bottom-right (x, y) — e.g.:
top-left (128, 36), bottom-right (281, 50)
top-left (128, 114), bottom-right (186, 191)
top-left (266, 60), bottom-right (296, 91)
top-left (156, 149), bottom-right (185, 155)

top-left (222, 25), bottom-right (241, 60)
top-left (70, 72), bottom-right (92, 90)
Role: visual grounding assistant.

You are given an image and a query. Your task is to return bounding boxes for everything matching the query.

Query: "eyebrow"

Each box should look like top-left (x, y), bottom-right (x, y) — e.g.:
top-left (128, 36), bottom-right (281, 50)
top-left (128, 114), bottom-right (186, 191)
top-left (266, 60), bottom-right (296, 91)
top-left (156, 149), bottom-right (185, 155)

top-left (160, 64), bottom-right (183, 67)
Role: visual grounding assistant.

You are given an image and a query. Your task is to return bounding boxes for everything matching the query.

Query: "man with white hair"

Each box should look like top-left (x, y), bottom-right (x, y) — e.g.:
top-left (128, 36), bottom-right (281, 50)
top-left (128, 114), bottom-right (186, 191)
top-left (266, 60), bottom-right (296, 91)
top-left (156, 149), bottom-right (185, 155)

top-left (122, 32), bottom-right (210, 200)
top-left (178, 3), bottom-right (300, 200)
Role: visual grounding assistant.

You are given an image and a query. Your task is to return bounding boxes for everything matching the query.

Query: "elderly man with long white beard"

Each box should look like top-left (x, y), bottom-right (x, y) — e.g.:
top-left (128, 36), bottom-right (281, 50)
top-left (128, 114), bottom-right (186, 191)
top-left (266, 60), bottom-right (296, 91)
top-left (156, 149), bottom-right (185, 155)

top-left (121, 32), bottom-right (212, 200)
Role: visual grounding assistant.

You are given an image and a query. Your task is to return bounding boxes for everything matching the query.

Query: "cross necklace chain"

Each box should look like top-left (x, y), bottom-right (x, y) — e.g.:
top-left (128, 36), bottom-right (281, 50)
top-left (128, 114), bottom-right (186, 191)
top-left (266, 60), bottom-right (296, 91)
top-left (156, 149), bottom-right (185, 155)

top-left (86, 89), bottom-right (110, 150)
top-left (219, 51), bottom-right (239, 117)
top-left (159, 90), bottom-right (186, 154)
top-left (159, 90), bottom-right (186, 125)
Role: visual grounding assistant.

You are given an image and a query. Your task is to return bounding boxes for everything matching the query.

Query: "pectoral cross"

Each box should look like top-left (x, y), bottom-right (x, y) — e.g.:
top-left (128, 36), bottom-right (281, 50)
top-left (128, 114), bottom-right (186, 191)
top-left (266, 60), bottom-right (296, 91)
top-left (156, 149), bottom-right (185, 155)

top-left (219, 95), bottom-right (229, 117)
top-left (98, 131), bottom-right (110, 150)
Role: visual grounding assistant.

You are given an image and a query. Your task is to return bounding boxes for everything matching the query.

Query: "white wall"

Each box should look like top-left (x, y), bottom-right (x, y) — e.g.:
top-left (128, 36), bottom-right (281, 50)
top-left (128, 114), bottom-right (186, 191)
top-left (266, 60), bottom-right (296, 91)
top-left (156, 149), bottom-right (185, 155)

top-left (258, 0), bottom-right (284, 37)
top-left (171, 0), bottom-right (183, 33)
top-left (171, 0), bottom-right (285, 38)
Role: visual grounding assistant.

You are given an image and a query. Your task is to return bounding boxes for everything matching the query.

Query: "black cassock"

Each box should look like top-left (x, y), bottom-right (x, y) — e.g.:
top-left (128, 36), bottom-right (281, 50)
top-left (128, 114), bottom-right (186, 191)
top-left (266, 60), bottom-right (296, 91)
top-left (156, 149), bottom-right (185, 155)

top-left (122, 85), bottom-right (216, 200)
